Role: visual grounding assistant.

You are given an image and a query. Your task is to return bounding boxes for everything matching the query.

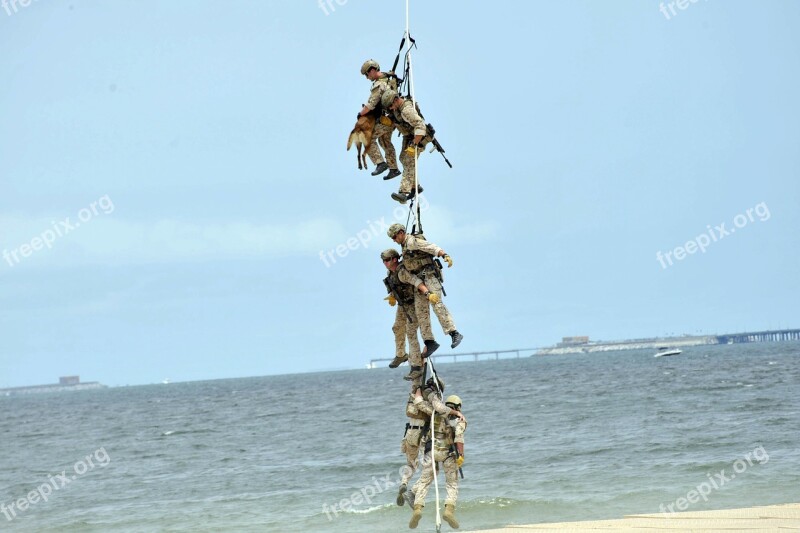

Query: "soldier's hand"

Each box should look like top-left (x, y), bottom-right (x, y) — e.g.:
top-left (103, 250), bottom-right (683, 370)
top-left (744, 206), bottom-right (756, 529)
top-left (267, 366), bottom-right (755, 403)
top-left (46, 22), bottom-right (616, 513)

top-left (443, 254), bottom-right (453, 268)
top-left (427, 292), bottom-right (440, 305)
top-left (385, 295), bottom-right (397, 307)
top-left (456, 455), bottom-right (465, 468)
top-left (405, 144), bottom-right (419, 156)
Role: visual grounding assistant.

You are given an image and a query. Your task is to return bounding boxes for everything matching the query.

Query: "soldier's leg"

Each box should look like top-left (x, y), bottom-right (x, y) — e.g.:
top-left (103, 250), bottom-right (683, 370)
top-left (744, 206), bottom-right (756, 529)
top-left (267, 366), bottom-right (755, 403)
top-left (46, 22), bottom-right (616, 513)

top-left (422, 275), bottom-right (457, 334)
top-left (411, 453), bottom-right (434, 507)
top-left (365, 138), bottom-right (385, 166)
top-left (405, 306), bottom-right (422, 368)
top-left (400, 429), bottom-right (421, 486)
top-left (373, 122), bottom-right (398, 170)
top-left (443, 456), bottom-right (460, 506)
top-left (398, 136), bottom-right (416, 194)
top-left (414, 291), bottom-right (434, 342)
top-left (392, 306), bottom-right (407, 358)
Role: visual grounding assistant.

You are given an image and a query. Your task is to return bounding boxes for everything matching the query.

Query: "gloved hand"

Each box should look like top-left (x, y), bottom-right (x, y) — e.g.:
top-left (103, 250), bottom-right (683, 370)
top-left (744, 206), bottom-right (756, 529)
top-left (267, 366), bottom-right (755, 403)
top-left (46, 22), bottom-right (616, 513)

top-left (380, 116), bottom-right (392, 126)
top-left (443, 254), bottom-right (453, 268)
top-left (456, 455), bottom-right (464, 468)
top-left (405, 144), bottom-right (419, 155)
top-left (385, 295), bottom-right (397, 307)
top-left (427, 292), bottom-right (440, 305)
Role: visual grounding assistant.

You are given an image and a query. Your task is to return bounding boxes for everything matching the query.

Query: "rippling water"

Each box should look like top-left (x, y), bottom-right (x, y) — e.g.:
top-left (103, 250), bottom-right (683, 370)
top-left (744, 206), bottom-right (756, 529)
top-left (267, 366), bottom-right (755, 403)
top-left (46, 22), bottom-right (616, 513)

top-left (1, 342), bottom-right (798, 532)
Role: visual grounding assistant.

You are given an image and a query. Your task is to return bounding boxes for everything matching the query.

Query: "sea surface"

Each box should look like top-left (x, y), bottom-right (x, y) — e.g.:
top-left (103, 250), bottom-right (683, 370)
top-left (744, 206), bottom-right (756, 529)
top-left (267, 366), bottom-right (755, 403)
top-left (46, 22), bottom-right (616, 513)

top-left (1, 342), bottom-right (799, 532)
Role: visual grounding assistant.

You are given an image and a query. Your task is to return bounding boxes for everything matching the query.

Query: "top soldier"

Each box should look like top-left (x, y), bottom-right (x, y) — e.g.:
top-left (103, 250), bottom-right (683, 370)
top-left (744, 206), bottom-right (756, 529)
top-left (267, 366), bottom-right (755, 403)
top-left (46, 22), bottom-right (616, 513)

top-left (358, 60), bottom-right (401, 180)
top-left (380, 89), bottom-right (430, 204)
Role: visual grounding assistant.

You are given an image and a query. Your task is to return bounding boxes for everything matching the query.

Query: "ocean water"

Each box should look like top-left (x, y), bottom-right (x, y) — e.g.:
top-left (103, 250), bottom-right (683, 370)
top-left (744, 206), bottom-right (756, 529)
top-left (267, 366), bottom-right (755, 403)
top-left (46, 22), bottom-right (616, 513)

top-left (1, 342), bottom-right (799, 532)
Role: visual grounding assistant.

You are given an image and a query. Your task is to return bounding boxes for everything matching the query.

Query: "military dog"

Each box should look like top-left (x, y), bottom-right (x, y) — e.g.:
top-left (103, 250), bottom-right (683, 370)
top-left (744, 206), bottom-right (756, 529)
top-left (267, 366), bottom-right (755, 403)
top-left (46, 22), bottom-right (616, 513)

top-left (347, 110), bottom-right (379, 170)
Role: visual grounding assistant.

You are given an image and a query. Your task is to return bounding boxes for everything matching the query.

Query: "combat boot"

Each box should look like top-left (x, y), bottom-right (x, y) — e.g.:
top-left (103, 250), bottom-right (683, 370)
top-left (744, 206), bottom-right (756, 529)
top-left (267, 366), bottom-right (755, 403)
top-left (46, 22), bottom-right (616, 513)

top-left (389, 353), bottom-right (409, 368)
top-left (407, 185), bottom-right (424, 197)
top-left (371, 162), bottom-right (389, 176)
top-left (383, 168), bottom-right (401, 180)
top-left (450, 331), bottom-right (463, 349)
top-left (409, 504), bottom-right (424, 529)
top-left (443, 503), bottom-right (459, 528)
top-left (423, 340), bottom-right (440, 357)
top-left (403, 366), bottom-right (423, 381)
top-left (396, 483), bottom-right (406, 506)
top-left (391, 191), bottom-right (409, 204)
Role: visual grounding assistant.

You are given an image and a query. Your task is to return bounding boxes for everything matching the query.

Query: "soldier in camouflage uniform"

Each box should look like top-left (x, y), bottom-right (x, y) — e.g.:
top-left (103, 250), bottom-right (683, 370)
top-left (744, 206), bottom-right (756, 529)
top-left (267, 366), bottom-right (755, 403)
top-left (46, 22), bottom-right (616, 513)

top-left (387, 224), bottom-right (463, 356)
top-left (380, 89), bottom-right (430, 204)
top-left (382, 249), bottom-right (423, 380)
top-left (409, 381), bottom-right (466, 529)
top-left (358, 60), bottom-right (400, 180)
top-left (399, 376), bottom-right (465, 511)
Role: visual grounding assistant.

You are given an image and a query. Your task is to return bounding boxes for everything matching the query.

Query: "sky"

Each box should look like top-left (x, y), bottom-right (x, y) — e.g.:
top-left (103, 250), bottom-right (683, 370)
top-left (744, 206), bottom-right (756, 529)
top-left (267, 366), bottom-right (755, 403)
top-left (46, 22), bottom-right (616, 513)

top-left (1, 0), bottom-right (798, 387)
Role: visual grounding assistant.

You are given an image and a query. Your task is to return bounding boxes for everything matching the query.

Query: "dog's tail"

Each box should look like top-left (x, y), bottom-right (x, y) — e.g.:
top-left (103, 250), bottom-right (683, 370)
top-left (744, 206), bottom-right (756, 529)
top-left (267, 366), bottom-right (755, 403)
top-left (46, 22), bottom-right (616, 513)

top-left (347, 131), bottom-right (368, 151)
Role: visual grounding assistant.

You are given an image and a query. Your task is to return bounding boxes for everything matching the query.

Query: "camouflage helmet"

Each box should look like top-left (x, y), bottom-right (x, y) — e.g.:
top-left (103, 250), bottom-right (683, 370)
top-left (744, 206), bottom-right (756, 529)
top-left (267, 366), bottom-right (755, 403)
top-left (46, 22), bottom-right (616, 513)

top-left (381, 89), bottom-right (399, 109)
top-left (445, 395), bottom-right (462, 409)
top-left (426, 376), bottom-right (444, 392)
top-left (387, 223), bottom-right (406, 239)
top-left (380, 248), bottom-right (400, 261)
top-left (360, 59), bottom-right (380, 75)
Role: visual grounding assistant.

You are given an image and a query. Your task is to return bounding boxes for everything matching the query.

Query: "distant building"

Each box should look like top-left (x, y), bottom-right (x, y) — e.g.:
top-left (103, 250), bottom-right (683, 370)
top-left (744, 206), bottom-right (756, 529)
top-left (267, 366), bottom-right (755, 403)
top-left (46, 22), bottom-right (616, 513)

top-left (0, 376), bottom-right (106, 396)
top-left (59, 376), bottom-right (81, 386)
top-left (557, 336), bottom-right (590, 347)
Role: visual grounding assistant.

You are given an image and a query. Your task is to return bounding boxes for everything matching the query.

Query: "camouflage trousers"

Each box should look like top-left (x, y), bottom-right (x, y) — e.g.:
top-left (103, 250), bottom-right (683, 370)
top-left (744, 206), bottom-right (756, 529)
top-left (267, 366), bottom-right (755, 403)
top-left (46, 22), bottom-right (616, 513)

top-left (412, 448), bottom-right (459, 507)
top-left (366, 121), bottom-right (397, 169)
top-left (398, 135), bottom-right (431, 194)
top-left (413, 272), bottom-right (456, 341)
top-left (393, 304), bottom-right (422, 367)
top-left (399, 424), bottom-right (426, 486)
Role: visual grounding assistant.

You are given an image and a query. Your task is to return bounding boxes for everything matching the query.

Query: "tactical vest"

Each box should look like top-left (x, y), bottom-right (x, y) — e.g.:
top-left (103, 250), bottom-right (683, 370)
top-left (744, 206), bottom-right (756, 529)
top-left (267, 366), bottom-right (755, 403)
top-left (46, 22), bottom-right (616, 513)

top-left (385, 267), bottom-right (416, 306)
top-left (402, 234), bottom-right (437, 274)
top-left (431, 411), bottom-right (456, 453)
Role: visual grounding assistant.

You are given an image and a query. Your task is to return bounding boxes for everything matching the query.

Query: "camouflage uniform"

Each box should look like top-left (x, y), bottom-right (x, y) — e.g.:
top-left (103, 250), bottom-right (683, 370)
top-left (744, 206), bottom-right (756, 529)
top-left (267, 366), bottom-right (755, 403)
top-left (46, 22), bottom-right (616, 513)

top-left (411, 389), bottom-right (466, 508)
top-left (386, 264), bottom-right (422, 369)
top-left (364, 74), bottom-right (398, 170)
top-left (390, 100), bottom-right (431, 194)
top-left (397, 235), bottom-right (457, 341)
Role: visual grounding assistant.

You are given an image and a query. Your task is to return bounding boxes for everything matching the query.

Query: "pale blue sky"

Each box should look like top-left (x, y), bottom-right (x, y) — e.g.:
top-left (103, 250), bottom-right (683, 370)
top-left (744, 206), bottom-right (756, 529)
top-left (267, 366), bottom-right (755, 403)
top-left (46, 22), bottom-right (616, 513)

top-left (2, 1), bottom-right (798, 387)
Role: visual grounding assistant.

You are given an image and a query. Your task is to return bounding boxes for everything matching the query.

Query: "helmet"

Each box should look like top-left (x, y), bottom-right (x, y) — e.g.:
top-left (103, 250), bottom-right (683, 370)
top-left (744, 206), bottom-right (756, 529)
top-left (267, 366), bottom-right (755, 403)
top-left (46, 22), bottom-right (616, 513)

top-left (445, 395), bottom-right (462, 409)
top-left (387, 223), bottom-right (406, 238)
top-left (360, 59), bottom-right (380, 75)
top-left (381, 248), bottom-right (400, 261)
top-left (381, 89), bottom-right (399, 109)
top-left (425, 376), bottom-right (444, 392)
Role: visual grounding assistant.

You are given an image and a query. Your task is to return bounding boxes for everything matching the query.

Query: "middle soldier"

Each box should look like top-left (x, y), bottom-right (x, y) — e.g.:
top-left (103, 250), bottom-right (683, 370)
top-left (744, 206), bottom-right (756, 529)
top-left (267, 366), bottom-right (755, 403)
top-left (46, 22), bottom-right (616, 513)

top-left (382, 248), bottom-right (424, 381)
top-left (388, 223), bottom-right (464, 355)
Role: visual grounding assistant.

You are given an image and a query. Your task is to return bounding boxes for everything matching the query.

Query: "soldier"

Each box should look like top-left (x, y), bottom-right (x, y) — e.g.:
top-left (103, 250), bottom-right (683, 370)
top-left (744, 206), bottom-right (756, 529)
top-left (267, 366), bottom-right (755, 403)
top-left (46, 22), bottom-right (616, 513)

top-left (382, 248), bottom-right (423, 381)
top-left (387, 223), bottom-right (463, 353)
top-left (358, 60), bottom-right (401, 180)
top-left (409, 382), bottom-right (467, 529)
top-left (380, 89), bottom-right (429, 204)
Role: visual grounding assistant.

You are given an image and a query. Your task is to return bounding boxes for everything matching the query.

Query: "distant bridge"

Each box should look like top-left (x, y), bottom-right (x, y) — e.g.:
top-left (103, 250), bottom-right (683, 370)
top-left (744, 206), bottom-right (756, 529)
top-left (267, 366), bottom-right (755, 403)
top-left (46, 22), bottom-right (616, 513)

top-left (716, 329), bottom-right (800, 344)
top-left (368, 348), bottom-right (541, 368)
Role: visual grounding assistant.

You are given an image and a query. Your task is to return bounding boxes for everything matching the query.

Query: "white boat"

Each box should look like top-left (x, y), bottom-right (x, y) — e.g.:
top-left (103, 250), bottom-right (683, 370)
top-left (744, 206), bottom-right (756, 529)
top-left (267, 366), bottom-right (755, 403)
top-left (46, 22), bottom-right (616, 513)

top-left (654, 347), bottom-right (682, 358)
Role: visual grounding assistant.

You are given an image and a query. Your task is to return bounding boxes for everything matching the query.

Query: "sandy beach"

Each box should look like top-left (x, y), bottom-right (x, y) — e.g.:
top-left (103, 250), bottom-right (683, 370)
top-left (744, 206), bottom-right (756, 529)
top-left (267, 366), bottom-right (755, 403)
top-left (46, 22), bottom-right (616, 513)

top-left (466, 503), bottom-right (800, 532)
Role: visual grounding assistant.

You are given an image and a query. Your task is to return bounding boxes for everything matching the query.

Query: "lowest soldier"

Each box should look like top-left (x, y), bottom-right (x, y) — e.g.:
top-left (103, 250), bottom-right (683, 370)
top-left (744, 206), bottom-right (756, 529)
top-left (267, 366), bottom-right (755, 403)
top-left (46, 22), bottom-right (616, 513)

top-left (380, 89), bottom-right (429, 204)
top-left (358, 60), bottom-right (401, 180)
top-left (387, 223), bottom-right (463, 354)
top-left (382, 248), bottom-right (423, 381)
top-left (398, 376), bottom-right (465, 508)
top-left (409, 382), bottom-right (467, 529)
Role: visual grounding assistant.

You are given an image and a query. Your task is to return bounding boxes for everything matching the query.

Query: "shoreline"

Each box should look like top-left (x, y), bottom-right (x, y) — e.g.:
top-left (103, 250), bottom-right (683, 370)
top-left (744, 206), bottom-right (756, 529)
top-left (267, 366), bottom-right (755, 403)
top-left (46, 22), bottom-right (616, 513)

top-left (466, 503), bottom-right (800, 531)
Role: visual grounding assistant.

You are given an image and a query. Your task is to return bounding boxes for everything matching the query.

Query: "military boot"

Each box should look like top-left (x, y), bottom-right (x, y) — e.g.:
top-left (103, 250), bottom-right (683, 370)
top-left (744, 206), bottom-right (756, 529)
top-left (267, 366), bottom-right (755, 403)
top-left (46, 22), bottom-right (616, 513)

top-left (450, 331), bottom-right (463, 349)
top-left (403, 366), bottom-right (423, 381)
top-left (389, 353), bottom-right (408, 368)
top-left (383, 168), bottom-right (401, 180)
top-left (371, 162), bottom-right (389, 176)
top-left (407, 185), bottom-right (424, 197)
top-left (409, 504), bottom-right (424, 529)
top-left (443, 503), bottom-right (459, 529)
top-left (396, 483), bottom-right (406, 506)
top-left (391, 191), bottom-right (409, 204)
top-left (423, 340), bottom-right (440, 358)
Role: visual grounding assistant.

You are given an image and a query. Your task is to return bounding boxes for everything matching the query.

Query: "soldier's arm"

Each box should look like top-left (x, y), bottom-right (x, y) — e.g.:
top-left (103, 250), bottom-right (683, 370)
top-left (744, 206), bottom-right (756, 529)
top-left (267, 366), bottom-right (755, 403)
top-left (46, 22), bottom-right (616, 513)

top-left (429, 394), bottom-right (454, 416)
top-left (401, 104), bottom-right (427, 138)
top-left (362, 80), bottom-right (385, 113)
top-left (406, 235), bottom-right (445, 258)
top-left (454, 420), bottom-right (466, 455)
top-left (397, 267), bottom-right (424, 289)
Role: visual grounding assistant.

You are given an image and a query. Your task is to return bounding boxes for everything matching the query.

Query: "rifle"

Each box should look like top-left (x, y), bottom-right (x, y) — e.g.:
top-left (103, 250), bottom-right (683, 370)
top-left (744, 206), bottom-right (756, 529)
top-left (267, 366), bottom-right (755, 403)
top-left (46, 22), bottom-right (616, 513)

top-left (426, 123), bottom-right (452, 168)
top-left (384, 276), bottom-right (413, 322)
top-left (450, 444), bottom-right (465, 479)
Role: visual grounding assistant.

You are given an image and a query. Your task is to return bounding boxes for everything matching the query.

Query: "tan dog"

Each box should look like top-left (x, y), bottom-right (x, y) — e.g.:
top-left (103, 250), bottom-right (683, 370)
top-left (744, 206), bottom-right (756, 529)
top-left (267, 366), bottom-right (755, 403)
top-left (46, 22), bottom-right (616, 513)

top-left (347, 110), bottom-right (379, 170)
